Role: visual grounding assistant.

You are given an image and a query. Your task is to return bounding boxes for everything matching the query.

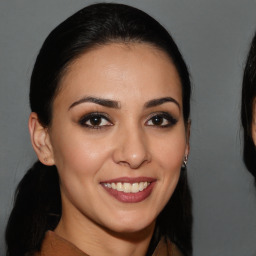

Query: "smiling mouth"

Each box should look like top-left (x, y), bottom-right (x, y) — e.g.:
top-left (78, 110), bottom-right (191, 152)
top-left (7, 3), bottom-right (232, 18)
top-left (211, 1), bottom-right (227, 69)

top-left (100, 177), bottom-right (156, 203)
top-left (102, 182), bottom-right (150, 193)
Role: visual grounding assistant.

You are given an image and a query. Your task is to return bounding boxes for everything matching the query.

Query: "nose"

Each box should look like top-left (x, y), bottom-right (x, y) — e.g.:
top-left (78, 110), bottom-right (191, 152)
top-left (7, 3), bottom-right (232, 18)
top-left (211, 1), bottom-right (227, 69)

top-left (112, 125), bottom-right (151, 169)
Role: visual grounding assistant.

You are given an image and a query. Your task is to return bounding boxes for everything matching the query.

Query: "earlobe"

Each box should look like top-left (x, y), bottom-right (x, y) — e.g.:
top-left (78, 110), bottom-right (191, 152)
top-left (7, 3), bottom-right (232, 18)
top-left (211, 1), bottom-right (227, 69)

top-left (28, 112), bottom-right (55, 166)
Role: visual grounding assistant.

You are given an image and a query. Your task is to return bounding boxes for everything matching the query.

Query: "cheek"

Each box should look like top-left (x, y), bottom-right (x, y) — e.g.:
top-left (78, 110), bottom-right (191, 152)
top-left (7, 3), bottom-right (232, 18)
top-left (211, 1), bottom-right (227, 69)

top-left (152, 130), bottom-right (186, 172)
top-left (147, 131), bottom-right (186, 217)
top-left (50, 129), bottom-right (110, 181)
top-left (151, 128), bottom-right (186, 202)
top-left (51, 135), bottom-right (111, 209)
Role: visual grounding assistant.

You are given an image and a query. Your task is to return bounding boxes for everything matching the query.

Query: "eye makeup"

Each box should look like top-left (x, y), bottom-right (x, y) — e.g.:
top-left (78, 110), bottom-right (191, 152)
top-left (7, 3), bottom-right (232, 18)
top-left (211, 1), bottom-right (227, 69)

top-left (79, 112), bottom-right (113, 129)
top-left (145, 111), bottom-right (177, 128)
top-left (78, 110), bottom-right (177, 131)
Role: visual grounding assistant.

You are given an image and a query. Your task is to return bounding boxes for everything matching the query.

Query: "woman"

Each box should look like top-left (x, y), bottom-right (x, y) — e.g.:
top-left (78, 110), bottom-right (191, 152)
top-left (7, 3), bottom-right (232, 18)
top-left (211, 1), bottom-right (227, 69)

top-left (5, 3), bottom-right (192, 256)
top-left (241, 32), bottom-right (256, 178)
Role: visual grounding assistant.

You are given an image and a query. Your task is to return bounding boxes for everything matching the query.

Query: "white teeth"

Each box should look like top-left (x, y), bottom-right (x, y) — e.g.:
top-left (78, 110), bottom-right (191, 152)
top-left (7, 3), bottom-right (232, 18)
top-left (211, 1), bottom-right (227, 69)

top-left (116, 182), bottom-right (122, 191)
top-left (111, 183), bottom-right (116, 189)
top-left (139, 182), bottom-right (144, 191)
top-left (103, 182), bottom-right (150, 193)
top-left (123, 183), bottom-right (131, 192)
top-left (131, 183), bottom-right (139, 193)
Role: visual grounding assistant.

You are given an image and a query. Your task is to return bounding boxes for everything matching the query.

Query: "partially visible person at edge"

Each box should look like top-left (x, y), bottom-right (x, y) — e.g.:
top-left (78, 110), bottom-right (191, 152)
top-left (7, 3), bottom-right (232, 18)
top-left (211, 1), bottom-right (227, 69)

top-left (242, 32), bottom-right (256, 179)
top-left (5, 3), bottom-right (193, 256)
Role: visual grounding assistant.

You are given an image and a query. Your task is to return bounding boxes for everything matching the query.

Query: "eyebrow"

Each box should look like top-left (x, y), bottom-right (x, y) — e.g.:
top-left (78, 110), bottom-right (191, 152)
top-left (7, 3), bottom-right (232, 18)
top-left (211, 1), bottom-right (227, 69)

top-left (68, 96), bottom-right (180, 110)
top-left (68, 96), bottom-right (120, 110)
top-left (144, 97), bottom-right (180, 109)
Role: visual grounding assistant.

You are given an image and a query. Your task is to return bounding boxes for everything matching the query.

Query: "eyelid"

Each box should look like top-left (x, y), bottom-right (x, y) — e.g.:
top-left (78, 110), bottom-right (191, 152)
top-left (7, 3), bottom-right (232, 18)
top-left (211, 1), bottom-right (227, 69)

top-left (79, 112), bottom-right (113, 128)
top-left (145, 111), bottom-right (178, 127)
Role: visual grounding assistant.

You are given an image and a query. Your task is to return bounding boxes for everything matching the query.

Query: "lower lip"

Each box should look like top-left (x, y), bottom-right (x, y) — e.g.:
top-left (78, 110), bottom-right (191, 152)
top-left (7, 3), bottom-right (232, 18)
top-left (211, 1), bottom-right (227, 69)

top-left (101, 182), bottom-right (155, 203)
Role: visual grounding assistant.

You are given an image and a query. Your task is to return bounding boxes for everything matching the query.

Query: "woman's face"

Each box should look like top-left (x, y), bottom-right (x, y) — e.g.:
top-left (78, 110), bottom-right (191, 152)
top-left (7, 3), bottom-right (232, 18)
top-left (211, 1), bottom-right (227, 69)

top-left (47, 43), bottom-right (189, 234)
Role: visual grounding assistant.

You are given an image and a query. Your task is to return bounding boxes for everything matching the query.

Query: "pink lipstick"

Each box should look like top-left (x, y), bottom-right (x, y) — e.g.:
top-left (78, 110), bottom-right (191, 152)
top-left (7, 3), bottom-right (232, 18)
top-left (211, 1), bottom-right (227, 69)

top-left (100, 177), bottom-right (156, 203)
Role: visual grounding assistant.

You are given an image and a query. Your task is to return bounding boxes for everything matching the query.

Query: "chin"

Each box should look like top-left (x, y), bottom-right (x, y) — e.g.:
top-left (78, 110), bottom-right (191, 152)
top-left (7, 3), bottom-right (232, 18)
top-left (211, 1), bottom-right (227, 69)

top-left (103, 213), bottom-right (156, 234)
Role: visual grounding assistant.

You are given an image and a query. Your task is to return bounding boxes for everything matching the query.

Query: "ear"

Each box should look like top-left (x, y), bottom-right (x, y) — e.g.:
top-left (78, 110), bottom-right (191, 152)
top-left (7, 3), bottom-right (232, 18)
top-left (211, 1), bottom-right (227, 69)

top-left (252, 99), bottom-right (256, 146)
top-left (185, 120), bottom-right (191, 157)
top-left (28, 112), bottom-right (55, 166)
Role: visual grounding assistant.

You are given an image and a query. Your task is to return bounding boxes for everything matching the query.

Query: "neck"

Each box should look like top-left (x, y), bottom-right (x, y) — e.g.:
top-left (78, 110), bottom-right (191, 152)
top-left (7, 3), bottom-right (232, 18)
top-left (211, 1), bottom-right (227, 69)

top-left (55, 202), bottom-right (155, 256)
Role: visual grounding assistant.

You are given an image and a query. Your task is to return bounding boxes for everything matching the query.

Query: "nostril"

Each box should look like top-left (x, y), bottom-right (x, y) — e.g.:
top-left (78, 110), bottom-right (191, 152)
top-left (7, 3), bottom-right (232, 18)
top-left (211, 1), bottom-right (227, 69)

top-left (112, 129), bottom-right (151, 168)
top-left (115, 152), bottom-right (151, 169)
top-left (118, 161), bottom-right (130, 167)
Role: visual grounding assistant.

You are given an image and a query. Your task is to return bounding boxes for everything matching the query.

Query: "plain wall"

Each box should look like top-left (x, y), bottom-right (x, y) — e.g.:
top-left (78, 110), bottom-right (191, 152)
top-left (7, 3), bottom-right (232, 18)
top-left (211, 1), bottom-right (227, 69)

top-left (1, 1), bottom-right (256, 255)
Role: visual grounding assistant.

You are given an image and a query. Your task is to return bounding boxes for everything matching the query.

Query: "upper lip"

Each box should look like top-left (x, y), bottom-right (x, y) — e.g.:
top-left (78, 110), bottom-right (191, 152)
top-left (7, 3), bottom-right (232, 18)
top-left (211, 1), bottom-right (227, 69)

top-left (100, 176), bottom-right (157, 184)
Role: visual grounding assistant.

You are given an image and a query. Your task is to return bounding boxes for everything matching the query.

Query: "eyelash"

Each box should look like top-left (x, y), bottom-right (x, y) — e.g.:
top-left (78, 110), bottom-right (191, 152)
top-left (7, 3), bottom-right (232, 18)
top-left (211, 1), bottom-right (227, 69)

top-left (78, 111), bottom-right (177, 129)
top-left (145, 112), bottom-right (177, 128)
top-left (79, 112), bottom-right (112, 129)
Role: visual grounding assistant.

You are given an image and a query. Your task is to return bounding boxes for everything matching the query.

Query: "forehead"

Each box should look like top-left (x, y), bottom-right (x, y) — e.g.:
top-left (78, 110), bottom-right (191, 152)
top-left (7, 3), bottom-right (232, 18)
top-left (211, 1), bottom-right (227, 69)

top-left (55, 42), bottom-right (183, 106)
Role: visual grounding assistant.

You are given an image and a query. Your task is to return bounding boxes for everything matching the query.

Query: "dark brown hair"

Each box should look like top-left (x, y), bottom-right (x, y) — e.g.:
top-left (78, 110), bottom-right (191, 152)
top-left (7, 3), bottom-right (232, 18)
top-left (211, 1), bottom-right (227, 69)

top-left (241, 32), bottom-right (256, 178)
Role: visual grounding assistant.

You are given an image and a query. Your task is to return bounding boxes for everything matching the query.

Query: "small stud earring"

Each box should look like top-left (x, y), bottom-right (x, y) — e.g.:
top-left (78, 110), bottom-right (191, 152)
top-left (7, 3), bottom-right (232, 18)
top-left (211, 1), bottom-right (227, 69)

top-left (182, 155), bottom-right (188, 168)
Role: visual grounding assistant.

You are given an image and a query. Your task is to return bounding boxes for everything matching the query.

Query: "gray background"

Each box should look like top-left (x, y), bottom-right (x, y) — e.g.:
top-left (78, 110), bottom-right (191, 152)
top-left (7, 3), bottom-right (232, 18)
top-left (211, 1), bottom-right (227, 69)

top-left (1, 0), bottom-right (256, 255)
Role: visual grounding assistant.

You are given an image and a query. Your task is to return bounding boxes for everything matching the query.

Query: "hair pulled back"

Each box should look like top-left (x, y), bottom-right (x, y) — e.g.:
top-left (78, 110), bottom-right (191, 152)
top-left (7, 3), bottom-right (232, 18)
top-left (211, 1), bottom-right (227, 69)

top-left (6, 3), bottom-right (192, 256)
top-left (241, 32), bottom-right (256, 178)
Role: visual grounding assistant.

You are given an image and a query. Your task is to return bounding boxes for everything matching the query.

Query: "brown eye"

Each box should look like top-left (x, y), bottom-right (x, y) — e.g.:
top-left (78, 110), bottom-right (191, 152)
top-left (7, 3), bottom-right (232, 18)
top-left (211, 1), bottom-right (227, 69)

top-left (79, 113), bottom-right (112, 129)
top-left (151, 115), bottom-right (164, 126)
top-left (89, 116), bottom-right (103, 126)
top-left (146, 112), bottom-right (177, 128)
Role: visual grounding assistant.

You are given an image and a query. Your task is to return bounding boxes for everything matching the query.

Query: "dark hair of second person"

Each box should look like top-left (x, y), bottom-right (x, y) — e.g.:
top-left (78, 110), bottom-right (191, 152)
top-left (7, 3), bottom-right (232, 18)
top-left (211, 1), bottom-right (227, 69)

top-left (241, 32), bottom-right (256, 178)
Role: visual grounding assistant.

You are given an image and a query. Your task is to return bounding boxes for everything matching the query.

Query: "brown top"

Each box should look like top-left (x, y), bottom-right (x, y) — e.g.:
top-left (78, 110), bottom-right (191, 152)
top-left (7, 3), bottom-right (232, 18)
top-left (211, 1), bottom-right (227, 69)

top-left (35, 231), bottom-right (183, 256)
